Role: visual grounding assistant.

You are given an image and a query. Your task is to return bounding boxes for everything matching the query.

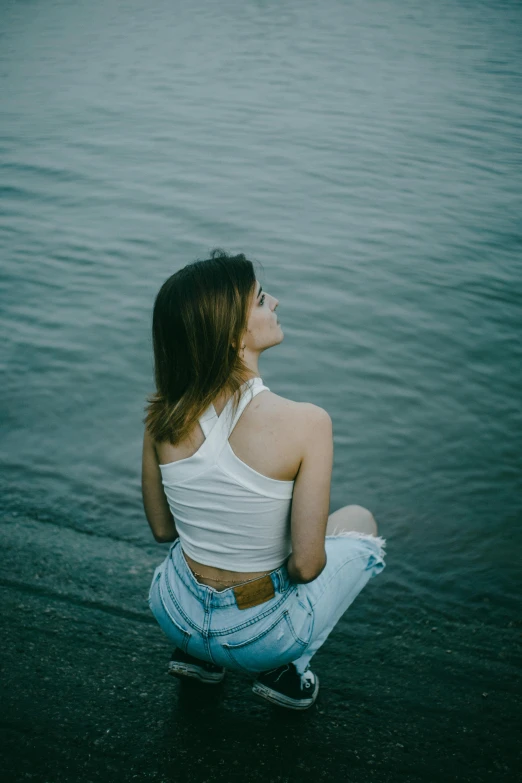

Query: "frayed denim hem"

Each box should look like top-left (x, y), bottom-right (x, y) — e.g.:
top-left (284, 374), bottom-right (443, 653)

top-left (325, 530), bottom-right (387, 567)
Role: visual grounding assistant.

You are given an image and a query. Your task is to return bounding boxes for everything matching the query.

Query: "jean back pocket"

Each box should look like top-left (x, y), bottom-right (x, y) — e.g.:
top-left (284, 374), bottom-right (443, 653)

top-left (221, 607), bottom-right (313, 674)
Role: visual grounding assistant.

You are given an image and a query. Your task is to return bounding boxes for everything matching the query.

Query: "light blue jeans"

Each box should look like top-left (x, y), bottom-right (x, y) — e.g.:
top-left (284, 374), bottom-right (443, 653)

top-left (148, 533), bottom-right (386, 675)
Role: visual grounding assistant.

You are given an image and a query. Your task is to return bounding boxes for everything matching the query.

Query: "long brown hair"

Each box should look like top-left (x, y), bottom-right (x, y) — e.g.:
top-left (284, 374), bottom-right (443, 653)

top-left (144, 249), bottom-right (261, 445)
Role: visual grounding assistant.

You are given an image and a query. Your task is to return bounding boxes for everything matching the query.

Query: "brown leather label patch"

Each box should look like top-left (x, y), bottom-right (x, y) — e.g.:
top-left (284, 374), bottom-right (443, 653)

top-left (233, 575), bottom-right (275, 610)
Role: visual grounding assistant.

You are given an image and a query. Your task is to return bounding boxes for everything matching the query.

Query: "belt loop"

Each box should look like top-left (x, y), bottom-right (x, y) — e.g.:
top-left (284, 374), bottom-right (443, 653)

top-left (274, 564), bottom-right (287, 594)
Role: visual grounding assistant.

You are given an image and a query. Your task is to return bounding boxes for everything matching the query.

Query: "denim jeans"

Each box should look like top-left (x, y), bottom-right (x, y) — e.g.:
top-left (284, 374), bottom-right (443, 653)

top-left (148, 532), bottom-right (386, 675)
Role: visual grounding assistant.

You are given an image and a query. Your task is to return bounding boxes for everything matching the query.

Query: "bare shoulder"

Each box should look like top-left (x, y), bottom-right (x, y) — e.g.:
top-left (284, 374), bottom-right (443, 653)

top-left (229, 388), bottom-right (331, 482)
top-left (257, 391), bottom-right (331, 435)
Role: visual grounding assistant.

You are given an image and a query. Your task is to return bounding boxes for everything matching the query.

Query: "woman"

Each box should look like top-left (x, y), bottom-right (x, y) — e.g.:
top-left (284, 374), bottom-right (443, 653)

top-left (142, 249), bottom-right (386, 711)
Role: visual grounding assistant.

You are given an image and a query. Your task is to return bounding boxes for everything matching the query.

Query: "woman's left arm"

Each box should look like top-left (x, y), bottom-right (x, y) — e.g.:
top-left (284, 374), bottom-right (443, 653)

top-left (141, 427), bottom-right (178, 543)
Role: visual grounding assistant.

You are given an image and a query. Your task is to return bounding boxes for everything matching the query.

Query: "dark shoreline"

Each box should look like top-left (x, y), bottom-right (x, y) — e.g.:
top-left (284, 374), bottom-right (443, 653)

top-left (1, 511), bottom-right (520, 783)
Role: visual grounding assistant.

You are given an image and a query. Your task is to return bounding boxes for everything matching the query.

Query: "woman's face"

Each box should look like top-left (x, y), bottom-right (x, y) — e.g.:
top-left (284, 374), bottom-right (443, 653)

top-left (243, 280), bottom-right (283, 353)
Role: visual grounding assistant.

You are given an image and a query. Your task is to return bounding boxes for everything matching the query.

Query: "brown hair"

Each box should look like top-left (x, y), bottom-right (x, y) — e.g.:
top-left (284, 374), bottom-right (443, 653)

top-left (144, 248), bottom-right (261, 445)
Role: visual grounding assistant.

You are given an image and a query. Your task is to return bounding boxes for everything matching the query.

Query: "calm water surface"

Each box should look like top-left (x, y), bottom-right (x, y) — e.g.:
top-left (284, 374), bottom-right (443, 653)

top-left (1, 0), bottom-right (521, 761)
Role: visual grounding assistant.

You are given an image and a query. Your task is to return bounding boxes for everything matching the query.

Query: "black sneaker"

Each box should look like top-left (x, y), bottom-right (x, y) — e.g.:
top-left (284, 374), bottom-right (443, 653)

top-left (252, 663), bottom-right (319, 710)
top-left (168, 648), bottom-right (226, 684)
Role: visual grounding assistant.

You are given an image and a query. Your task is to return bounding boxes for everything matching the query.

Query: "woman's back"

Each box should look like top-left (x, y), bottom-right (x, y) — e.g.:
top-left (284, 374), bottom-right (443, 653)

top-left (155, 382), bottom-right (304, 484)
top-left (156, 377), bottom-right (315, 573)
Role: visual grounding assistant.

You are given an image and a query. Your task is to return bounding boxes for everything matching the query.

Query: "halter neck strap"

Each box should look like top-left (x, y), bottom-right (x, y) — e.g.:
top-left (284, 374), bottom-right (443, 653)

top-left (197, 377), bottom-right (269, 452)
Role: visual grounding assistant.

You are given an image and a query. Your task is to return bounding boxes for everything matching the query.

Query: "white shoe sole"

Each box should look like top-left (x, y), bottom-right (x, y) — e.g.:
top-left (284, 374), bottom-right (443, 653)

top-left (252, 675), bottom-right (319, 710)
top-left (168, 662), bottom-right (225, 684)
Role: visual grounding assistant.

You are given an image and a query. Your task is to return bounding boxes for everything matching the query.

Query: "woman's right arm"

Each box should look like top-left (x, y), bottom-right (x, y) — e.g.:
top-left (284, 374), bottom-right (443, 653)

top-left (287, 404), bottom-right (333, 583)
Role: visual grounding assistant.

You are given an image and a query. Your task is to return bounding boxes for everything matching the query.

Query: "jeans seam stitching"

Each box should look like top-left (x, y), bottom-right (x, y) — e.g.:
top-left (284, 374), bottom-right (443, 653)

top-left (223, 610), bottom-right (291, 650)
top-left (210, 591), bottom-right (292, 636)
top-left (156, 584), bottom-right (191, 652)
top-left (304, 554), bottom-right (371, 608)
top-left (164, 567), bottom-right (201, 632)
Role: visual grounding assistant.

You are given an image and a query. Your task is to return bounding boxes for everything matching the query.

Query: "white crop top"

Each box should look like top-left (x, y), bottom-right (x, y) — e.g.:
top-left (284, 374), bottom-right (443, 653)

top-left (159, 377), bottom-right (294, 571)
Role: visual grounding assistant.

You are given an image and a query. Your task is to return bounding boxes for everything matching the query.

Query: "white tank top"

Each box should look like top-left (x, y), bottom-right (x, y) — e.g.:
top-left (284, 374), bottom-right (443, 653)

top-left (159, 377), bottom-right (294, 571)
